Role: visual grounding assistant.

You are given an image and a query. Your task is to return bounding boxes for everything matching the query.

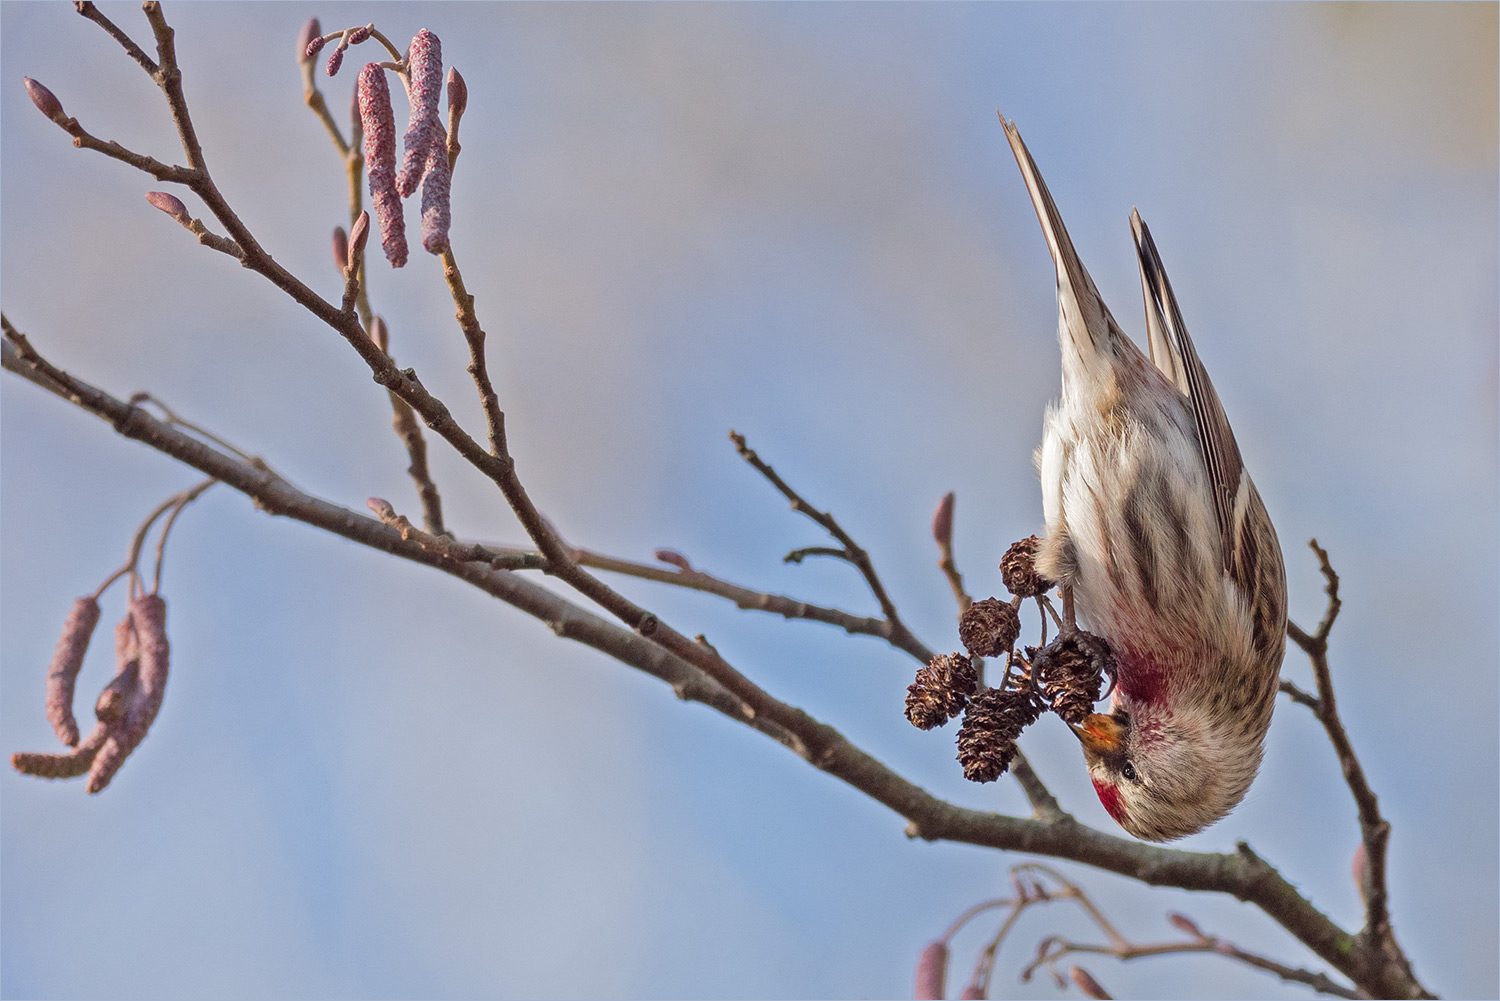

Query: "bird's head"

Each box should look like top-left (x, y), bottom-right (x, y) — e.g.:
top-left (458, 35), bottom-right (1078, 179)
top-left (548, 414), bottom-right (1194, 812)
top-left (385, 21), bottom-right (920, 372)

top-left (1072, 701), bottom-right (1261, 842)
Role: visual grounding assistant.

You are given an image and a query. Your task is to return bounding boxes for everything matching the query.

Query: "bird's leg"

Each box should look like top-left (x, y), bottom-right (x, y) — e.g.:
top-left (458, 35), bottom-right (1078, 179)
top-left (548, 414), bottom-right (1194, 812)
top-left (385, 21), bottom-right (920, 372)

top-left (1060, 584), bottom-right (1077, 636)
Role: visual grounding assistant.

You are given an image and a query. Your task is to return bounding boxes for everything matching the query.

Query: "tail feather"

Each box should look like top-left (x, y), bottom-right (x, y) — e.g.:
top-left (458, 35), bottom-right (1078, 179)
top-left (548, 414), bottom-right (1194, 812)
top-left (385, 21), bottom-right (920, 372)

top-left (998, 114), bottom-right (1120, 357)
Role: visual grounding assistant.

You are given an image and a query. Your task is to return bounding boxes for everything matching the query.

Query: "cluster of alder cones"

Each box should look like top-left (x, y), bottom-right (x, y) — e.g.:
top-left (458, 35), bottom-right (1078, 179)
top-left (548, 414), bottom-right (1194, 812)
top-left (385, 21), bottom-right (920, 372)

top-left (904, 536), bottom-right (1113, 782)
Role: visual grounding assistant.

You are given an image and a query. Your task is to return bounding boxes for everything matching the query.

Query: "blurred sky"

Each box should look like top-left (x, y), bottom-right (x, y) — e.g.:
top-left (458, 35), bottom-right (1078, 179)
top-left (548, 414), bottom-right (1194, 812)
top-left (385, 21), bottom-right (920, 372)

top-left (2, 3), bottom-right (1495, 999)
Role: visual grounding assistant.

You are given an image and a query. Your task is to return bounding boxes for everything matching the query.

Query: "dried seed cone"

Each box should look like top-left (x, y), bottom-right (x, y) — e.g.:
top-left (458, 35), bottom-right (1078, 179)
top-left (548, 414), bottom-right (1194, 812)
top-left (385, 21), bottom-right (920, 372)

top-left (956, 687), bottom-right (1040, 783)
top-left (1000, 535), bottom-right (1053, 598)
top-left (904, 653), bottom-right (977, 730)
top-left (1033, 632), bottom-right (1109, 724)
top-left (45, 597), bottom-right (101, 747)
top-left (958, 597), bottom-right (1020, 658)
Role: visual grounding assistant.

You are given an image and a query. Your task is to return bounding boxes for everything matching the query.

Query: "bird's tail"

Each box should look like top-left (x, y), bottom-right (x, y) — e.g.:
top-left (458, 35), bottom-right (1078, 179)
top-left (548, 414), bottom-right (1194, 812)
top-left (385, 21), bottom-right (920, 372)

top-left (999, 114), bottom-right (1125, 368)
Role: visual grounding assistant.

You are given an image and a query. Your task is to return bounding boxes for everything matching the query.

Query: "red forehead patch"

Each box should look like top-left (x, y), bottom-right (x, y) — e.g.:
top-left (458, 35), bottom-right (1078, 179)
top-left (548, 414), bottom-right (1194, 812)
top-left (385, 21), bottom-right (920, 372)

top-left (1092, 778), bottom-right (1126, 823)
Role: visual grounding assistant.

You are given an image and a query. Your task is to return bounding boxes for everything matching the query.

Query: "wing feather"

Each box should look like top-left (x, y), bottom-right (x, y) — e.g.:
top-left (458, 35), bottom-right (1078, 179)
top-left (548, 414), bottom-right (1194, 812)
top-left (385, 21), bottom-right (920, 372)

top-left (1129, 209), bottom-right (1244, 571)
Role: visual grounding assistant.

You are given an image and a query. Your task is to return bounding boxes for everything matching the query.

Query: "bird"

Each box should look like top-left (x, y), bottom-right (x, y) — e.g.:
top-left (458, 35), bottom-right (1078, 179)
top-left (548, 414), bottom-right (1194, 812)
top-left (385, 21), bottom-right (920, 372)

top-left (998, 116), bottom-right (1288, 842)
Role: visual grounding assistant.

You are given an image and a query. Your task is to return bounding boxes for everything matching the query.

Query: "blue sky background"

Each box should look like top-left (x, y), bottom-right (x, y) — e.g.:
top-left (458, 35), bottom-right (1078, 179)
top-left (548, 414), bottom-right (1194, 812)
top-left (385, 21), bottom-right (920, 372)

top-left (3, 3), bottom-right (1495, 998)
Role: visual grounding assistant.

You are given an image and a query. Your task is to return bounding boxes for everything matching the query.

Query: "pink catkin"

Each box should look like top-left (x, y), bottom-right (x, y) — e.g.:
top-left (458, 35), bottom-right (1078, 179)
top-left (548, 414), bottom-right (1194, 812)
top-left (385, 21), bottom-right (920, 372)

top-left (395, 29), bottom-right (444, 198)
top-left (88, 595), bottom-right (168, 794)
top-left (128, 594), bottom-right (169, 739)
top-left (12, 723), bottom-right (108, 780)
top-left (45, 597), bottom-right (100, 747)
top-left (419, 139), bottom-right (451, 254)
top-left (914, 941), bottom-right (948, 1001)
top-left (358, 64), bottom-right (408, 267)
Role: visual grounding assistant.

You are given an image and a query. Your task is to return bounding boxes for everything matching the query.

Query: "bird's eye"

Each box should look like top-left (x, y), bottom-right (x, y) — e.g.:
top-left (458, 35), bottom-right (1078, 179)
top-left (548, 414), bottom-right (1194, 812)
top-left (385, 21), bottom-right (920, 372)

top-left (1121, 762), bottom-right (1139, 783)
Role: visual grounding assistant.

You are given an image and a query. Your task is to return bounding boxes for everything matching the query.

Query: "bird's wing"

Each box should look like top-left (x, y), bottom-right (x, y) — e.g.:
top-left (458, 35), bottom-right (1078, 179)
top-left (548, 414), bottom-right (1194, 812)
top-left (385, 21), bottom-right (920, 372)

top-left (1128, 209), bottom-right (1245, 568)
top-left (999, 114), bottom-right (1121, 356)
top-left (1134, 224), bottom-right (1190, 397)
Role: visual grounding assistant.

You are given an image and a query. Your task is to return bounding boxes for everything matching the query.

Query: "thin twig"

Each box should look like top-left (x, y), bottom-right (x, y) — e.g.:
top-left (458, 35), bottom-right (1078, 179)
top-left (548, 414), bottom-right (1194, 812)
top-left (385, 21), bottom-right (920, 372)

top-left (729, 430), bottom-right (929, 662)
top-left (151, 478), bottom-right (216, 593)
top-left (1284, 541), bottom-right (1400, 969)
top-left (1010, 865), bottom-right (1365, 1000)
top-left (73, 2), bottom-right (159, 75)
top-left (438, 247), bottom-right (505, 460)
top-left (487, 543), bottom-right (938, 663)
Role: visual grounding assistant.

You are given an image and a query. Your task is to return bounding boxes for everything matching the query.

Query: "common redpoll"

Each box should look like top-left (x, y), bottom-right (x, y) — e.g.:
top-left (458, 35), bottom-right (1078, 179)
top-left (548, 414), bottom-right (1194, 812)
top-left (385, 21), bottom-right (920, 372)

top-left (1000, 117), bottom-right (1288, 841)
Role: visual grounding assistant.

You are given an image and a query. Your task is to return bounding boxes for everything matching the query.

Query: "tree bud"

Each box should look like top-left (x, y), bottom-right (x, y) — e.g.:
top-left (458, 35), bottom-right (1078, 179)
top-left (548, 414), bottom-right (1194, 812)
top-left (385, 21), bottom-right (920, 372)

top-left (297, 19), bottom-right (322, 64)
top-left (23, 77), bottom-right (67, 125)
top-left (146, 191), bottom-right (191, 225)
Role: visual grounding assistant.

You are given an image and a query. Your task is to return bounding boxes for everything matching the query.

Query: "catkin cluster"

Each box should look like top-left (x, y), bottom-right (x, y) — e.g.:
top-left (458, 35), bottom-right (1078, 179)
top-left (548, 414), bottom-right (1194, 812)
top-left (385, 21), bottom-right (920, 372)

top-left (13, 592), bottom-right (172, 793)
top-left (313, 22), bottom-right (465, 263)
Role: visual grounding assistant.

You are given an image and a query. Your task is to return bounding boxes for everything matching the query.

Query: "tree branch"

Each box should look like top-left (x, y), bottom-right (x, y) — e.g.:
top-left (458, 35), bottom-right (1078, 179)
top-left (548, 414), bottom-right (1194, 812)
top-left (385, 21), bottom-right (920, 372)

top-left (730, 430), bottom-right (932, 683)
top-left (0, 325), bottom-right (1433, 1000)
top-left (1283, 541), bottom-right (1411, 983)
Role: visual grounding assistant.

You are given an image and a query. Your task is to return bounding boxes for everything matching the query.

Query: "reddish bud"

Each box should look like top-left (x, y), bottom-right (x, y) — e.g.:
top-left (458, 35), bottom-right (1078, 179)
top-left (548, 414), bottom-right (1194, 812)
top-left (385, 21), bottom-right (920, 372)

top-left (654, 549), bottom-right (693, 571)
top-left (332, 226), bottom-right (349, 272)
top-left (304, 35), bottom-right (327, 60)
top-left (369, 315), bottom-right (389, 354)
top-left (446, 66), bottom-right (467, 119)
top-left (346, 24), bottom-right (372, 45)
top-left (348, 210), bottom-right (371, 262)
top-left (23, 77), bottom-right (67, 125)
top-left (1070, 967), bottom-right (1112, 1000)
top-left (1167, 912), bottom-right (1203, 938)
top-left (326, 42), bottom-right (346, 78)
top-left (297, 19), bottom-right (322, 64)
top-left (1351, 841), bottom-right (1368, 905)
top-left (932, 491), bottom-right (955, 548)
top-left (357, 64), bottom-right (407, 266)
top-left (44, 597), bottom-right (101, 747)
top-left (146, 190), bottom-right (191, 225)
top-left (914, 941), bottom-right (948, 1000)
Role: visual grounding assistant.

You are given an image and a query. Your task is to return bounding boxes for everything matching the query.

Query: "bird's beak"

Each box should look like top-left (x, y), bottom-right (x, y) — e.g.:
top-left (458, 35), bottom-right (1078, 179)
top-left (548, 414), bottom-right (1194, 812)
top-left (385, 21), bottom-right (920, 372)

top-left (1072, 713), bottom-right (1125, 755)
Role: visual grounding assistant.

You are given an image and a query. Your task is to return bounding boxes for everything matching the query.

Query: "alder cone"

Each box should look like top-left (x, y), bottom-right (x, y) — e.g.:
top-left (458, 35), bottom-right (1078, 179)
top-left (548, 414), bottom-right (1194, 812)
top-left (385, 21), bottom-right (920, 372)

top-left (1001, 535), bottom-right (1053, 598)
top-left (956, 686), bottom-right (1040, 782)
top-left (958, 597), bottom-right (1019, 658)
top-left (1033, 632), bottom-right (1109, 724)
top-left (905, 653), bottom-right (977, 730)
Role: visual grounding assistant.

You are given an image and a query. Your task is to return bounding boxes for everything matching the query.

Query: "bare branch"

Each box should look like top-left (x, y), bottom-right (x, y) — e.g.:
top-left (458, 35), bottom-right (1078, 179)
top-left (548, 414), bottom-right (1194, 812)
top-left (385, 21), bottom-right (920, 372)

top-left (729, 430), bottom-right (929, 665)
top-left (74, 2), bottom-right (159, 76)
top-left (1, 323), bottom-right (1434, 1000)
top-left (1283, 541), bottom-right (1404, 972)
